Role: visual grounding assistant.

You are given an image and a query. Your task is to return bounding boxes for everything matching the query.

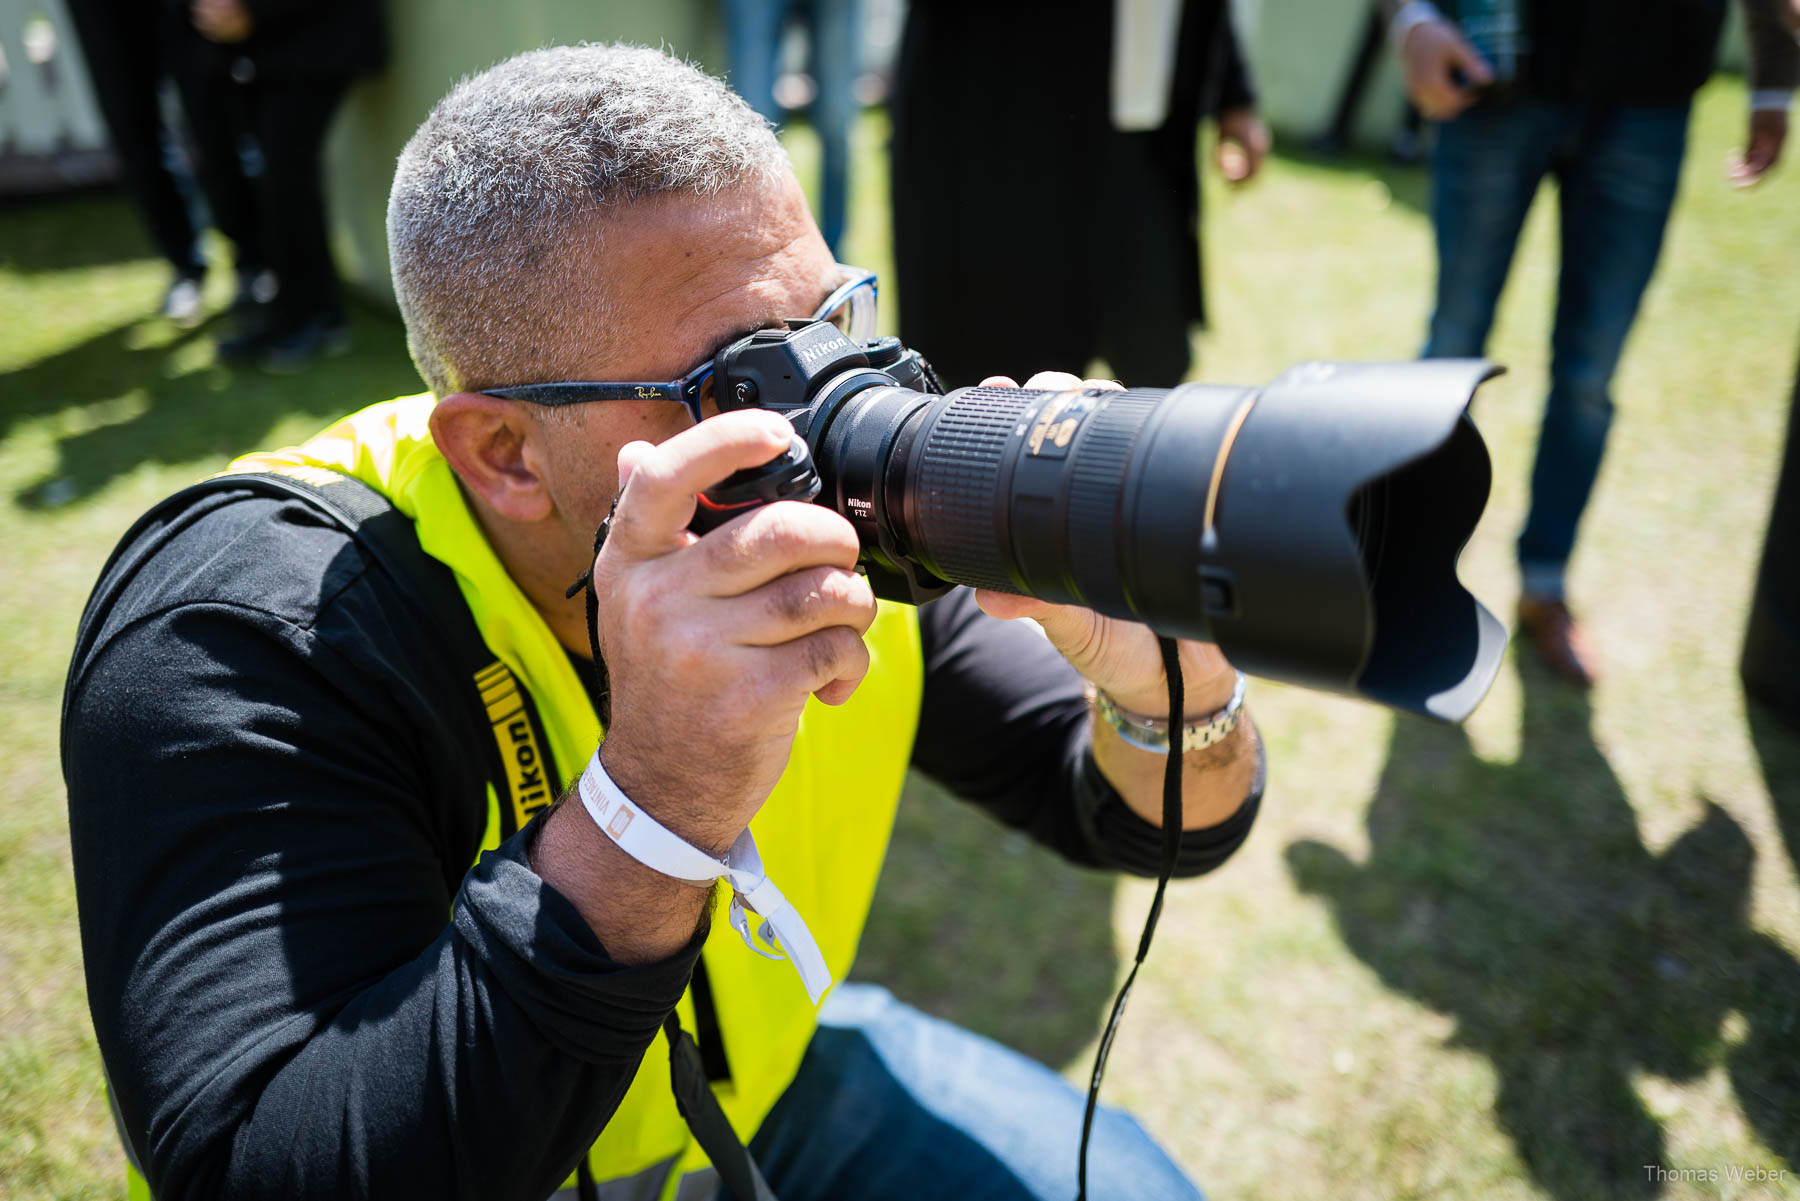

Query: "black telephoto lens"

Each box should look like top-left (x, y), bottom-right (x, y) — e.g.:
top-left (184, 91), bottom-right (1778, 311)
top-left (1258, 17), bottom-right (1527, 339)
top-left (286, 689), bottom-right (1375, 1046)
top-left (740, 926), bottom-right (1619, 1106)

top-left (848, 363), bottom-right (1501, 722)
top-left (713, 325), bottom-right (1505, 722)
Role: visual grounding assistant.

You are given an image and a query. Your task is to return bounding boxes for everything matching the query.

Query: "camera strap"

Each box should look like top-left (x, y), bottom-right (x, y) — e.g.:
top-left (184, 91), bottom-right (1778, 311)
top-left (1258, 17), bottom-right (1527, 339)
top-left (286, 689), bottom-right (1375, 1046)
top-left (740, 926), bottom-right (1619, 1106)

top-left (567, 501), bottom-right (1186, 1200)
top-left (570, 512), bottom-right (785, 1201)
top-left (1075, 635), bottom-right (1185, 1201)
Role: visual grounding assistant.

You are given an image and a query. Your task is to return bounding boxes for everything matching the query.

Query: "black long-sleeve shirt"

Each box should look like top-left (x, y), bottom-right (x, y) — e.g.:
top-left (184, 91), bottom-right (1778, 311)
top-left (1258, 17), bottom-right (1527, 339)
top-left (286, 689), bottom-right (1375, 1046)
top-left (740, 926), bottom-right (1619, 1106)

top-left (62, 488), bottom-right (1260, 1200)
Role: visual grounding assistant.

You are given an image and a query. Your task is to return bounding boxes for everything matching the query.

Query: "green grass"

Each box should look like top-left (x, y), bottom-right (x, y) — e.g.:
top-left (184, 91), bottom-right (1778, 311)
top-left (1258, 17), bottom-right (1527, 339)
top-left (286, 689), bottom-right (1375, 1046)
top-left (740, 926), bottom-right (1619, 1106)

top-left (5, 79), bottom-right (1799, 1200)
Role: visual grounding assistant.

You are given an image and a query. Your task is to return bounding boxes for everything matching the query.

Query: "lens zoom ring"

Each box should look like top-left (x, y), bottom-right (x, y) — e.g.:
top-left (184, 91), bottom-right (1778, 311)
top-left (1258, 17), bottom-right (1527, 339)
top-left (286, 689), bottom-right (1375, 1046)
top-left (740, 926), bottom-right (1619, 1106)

top-left (1066, 393), bottom-right (1161, 611)
top-left (911, 388), bottom-right (1034, 591)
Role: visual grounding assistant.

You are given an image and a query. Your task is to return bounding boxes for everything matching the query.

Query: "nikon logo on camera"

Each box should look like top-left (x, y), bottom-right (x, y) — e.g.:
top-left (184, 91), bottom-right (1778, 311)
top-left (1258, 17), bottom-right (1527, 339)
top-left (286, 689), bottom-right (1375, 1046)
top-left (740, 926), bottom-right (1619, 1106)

top-left (798, 339), bottom-right (840, 368)
top-left (475, 660), bottom-right (553, 832)
top-left (1026, 392), bottom-right (1097, 459)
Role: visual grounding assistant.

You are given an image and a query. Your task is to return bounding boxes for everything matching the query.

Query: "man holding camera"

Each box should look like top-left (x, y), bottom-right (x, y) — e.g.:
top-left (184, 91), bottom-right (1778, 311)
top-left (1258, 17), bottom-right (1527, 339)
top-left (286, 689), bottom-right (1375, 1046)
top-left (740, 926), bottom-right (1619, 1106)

top-left (1388, 0), bottom-right (1799, 686)
top-left (63, 45), bottom-right (1263, 1201)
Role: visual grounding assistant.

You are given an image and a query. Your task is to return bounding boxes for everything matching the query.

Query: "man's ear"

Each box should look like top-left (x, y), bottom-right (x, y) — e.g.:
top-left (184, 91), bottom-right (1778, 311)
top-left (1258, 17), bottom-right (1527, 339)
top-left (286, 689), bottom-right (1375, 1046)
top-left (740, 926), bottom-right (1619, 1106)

top-left (429, 392), bottom-right (555, 523)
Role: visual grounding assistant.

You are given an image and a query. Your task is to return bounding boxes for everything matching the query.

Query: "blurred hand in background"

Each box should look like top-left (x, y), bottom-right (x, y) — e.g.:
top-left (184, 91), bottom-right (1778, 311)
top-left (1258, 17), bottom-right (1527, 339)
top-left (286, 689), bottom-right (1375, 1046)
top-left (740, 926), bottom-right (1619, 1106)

top-left (1728, 108), bottom-right (1788, 186)
top-left (191, 0), bottom-right (252, 44)
top-left (1400, 16), bottom-right (1492, 120)
top-left (1215, 105), bottom-right (1272, 183)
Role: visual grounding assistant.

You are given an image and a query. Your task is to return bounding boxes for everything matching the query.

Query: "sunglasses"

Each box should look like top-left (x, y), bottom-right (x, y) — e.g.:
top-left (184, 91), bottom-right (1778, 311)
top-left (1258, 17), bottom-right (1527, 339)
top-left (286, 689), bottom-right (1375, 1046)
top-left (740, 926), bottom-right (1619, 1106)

top-left (483, 264), bottom-right (878, 424)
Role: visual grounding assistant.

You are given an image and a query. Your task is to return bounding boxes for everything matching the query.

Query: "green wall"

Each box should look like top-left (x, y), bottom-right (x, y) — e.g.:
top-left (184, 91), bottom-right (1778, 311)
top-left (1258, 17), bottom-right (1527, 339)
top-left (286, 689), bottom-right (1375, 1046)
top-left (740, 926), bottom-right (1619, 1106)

top-left (325, 0), bottom-right (725, 309)
top-left (1234, 0), bottom-right (1407, 152)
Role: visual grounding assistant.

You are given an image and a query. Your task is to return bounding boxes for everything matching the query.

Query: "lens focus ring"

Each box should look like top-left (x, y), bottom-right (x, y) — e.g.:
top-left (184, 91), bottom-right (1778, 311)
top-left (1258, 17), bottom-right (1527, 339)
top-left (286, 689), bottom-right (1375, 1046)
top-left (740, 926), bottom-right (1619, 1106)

top-left (906, 387), bottom-right (1034, 592)
top-left (1064, 392), bottom-right (1161, 613)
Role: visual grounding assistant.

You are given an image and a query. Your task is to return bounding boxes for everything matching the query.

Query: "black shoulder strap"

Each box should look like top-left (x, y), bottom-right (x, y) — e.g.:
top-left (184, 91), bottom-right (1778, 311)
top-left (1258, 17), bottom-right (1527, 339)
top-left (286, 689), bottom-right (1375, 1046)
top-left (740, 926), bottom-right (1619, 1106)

top-left (82, 471), bottom-right (559, 840)
top-left (664, 1011), bottom-right (780, 1201)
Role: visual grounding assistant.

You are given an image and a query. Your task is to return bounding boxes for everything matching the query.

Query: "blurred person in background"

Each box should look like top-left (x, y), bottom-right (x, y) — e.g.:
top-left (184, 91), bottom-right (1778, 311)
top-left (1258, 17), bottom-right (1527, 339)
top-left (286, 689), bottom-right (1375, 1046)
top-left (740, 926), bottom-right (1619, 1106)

top-left (722, 0), bottom-right (861, 255)
top-left (164, 0), bottom-right (385, 370)
top-left (63, 0), bottom-right (209, 323)
top-left (1388, 0), bottom-right (1798, 686)
top-left (891, 0), bottom-right (1269, 389)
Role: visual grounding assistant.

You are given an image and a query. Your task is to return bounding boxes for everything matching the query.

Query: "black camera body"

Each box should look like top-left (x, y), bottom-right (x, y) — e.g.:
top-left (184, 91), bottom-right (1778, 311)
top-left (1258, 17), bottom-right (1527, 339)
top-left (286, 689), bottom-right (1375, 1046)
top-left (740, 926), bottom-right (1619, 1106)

top-left (700, 321), bottom-right (951, 605)
top-left (700, 320), bottom-right (1505, 723)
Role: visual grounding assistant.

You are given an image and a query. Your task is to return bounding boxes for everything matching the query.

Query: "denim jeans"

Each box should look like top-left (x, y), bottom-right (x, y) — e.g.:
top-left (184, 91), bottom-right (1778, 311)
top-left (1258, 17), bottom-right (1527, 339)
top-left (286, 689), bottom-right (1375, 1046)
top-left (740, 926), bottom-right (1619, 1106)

top-left (722, 0), bottom-right (860, 255)
top-left (737, 983), bottom-right (1203, 1201)
top-left (1423, 100), bottom-right (1690, 596)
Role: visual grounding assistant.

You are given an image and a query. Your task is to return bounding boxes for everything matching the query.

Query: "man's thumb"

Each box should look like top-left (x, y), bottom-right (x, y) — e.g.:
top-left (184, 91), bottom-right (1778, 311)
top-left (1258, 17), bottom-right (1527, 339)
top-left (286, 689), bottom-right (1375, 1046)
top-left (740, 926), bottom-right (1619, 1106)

top-left (615, 440), bottom-right (653, 492)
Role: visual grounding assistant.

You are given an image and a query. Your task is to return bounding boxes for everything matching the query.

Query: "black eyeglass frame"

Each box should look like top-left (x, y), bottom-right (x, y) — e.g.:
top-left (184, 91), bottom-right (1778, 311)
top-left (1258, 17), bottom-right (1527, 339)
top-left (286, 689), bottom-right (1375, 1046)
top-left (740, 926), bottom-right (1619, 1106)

top-left (482, 265), bottom-right (878, 425)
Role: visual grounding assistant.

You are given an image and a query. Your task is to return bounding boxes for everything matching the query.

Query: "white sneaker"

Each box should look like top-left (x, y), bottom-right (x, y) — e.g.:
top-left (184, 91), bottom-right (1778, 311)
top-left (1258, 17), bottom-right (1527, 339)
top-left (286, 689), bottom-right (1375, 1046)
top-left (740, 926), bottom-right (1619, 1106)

top-left (235, 269), bottom-right (279, 310)
top-left (161, 277), bottom-right (204, 326)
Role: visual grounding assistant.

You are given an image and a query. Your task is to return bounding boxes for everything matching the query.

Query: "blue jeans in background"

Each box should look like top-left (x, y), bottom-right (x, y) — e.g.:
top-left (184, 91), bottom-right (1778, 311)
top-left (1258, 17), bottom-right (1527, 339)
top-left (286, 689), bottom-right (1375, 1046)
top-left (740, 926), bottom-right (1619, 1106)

top-left (722, 0), bottom-right (861, 255)
top-left (1424, 100), bottom-right (1690, 598)
top-left (739, 983), bottom-right (1203, 1201)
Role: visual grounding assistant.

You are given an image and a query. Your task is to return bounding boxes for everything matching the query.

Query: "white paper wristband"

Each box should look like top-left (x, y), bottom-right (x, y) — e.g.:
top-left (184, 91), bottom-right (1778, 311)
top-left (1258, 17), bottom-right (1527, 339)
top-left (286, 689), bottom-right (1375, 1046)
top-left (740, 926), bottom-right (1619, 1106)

top-left (575, 750), bottom-right (725, 886)
top-left (575, 749), bottom-right (834, 1004)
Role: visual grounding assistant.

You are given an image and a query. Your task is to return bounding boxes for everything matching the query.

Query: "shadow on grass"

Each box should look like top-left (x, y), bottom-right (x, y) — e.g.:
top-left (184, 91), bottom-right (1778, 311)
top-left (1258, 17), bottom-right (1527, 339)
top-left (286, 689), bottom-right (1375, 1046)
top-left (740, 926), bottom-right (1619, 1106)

top-left (1743, 699), bottom-right (1800, 1173)
top-left (0, 189), bottom-right (422, 505)
top-left (856, 772), bottom-right (1120, 1071)
top-left (1, 303), bottom-right (420, 508)
top-left (1287, 661), bottom-right (1800, 1200)
top-left (1749, 695), bottom-right (1800, 875)
top-left (0, 187), bottom-right (162, 274)
top-left (1749, 699), bottom-right (1800, 889)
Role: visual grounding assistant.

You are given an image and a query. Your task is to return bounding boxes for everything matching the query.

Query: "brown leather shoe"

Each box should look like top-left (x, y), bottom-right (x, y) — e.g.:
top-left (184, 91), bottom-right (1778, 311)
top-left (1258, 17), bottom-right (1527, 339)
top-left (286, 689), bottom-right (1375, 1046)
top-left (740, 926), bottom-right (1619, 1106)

top-left (1516, 596), bottom-right (1598, 688)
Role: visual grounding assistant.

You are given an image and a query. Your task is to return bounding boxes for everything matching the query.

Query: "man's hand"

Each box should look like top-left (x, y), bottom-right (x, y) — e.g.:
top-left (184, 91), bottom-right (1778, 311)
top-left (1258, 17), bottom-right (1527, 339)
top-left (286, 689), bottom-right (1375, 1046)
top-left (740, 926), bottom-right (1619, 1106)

top-left (191, 0), bottom-right (253, 43)
top-left (591, 410), bottom-right (878, 856)
top-left (1729, 108), bottom-right (1788, 187)
top-left (971, 372), bottom-right (1251, 830)
top-left (1215, 106), bottom-right (1272, 184)
top-left (973, 583), bottom-right (1237, 724)
top-left (532, 411), bottom-right (877, 963)
top-left (1400, 16), bottom-right (1492, 121)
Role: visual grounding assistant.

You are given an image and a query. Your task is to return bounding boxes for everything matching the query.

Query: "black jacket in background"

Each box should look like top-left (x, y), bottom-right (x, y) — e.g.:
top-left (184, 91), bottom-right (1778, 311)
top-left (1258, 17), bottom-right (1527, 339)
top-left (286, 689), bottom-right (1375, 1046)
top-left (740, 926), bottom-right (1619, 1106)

top-left (161, 0), bottom-right (386, 82)
top-left (891, 0), bottom-right (1256, 389)
top-left (1441, 0), bottom-right (1731, 105)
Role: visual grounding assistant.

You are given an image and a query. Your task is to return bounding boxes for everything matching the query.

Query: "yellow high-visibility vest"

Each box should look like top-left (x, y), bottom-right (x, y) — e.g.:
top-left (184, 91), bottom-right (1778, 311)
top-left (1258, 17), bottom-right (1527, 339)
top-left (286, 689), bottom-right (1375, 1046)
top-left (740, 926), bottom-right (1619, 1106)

top-left (123, 394), bottom-right (922, 1200)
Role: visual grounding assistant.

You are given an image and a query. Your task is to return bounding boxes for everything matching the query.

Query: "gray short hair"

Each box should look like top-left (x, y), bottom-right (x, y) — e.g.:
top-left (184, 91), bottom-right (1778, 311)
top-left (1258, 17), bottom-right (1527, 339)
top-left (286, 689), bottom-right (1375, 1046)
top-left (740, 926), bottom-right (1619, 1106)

top-left (388, 44), bottom-right (790, 396)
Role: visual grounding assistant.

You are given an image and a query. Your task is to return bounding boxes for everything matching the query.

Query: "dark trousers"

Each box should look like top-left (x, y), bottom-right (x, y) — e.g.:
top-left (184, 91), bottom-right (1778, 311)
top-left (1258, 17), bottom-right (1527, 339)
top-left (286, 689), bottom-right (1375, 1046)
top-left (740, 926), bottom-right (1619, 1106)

top-left (62, 0), bottom-right (204, 278)
top-left (1423, 100), bottom-right (1690, 594)
top-left (721, 0), bottom-right (860, 255)
top-left (745, 984), bottom-right (1201, 1201)
top-left (1743, 341), bottom-right (1800, 723)
top-left (170, 62), bottom-right (350, 327)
